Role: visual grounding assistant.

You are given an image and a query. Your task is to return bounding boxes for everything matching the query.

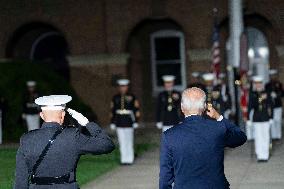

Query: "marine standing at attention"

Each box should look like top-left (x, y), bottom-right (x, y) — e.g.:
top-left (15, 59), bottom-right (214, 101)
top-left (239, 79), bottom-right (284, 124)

top-left (110, 79), bottom-right (140, 165)
top-left (22, 81), bottom-right (40, 131)
top-left (156, 75), bottom-right (182, 132)
top-left (248, 76), bottom-right (273, 162)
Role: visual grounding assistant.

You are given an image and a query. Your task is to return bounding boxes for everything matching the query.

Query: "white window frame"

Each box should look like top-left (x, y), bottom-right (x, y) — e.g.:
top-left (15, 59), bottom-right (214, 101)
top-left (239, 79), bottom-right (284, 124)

top-left (150, 30), bottom-right (187, 95)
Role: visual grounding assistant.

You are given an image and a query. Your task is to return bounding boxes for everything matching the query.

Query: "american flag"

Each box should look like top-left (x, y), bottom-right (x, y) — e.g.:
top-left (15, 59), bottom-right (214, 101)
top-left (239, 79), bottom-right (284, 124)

top-left (211, 19), bottom-right (221, 81)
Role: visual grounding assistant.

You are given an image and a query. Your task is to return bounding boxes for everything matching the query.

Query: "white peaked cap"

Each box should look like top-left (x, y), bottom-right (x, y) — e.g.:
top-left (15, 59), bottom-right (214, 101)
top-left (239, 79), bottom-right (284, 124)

top-left (191, 72), bottom-right (200, 78)
top-left (269, 69), bottom-right (278, 75)
top-left (252, 76), bottom-right (263, 82)
top-left (202, 73), bottom-right (215, 81)
top-left (27, 81), bottom-right (36, 87)
top-left (162, 75), bottom-right (175, 82)
top-left (35, 95), bottom-right (72, 110)
top-left (219, 73), bottom-right (225, 79)
top-left (247, 70), bottom-right (253, 76)
top-left (117, 79), bottom-right (130, 86)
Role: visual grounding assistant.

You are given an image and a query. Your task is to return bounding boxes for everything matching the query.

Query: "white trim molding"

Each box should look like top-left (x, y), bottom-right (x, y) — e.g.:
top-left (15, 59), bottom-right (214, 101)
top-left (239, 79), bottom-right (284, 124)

top-left (30, 32), bottom-right (61, 60)
top-left (68, 53), bottom-right (130, 66)
top-left (150, 30), bottom-right (187, 94)
top-left (187, 49), bottom-right (211, 61)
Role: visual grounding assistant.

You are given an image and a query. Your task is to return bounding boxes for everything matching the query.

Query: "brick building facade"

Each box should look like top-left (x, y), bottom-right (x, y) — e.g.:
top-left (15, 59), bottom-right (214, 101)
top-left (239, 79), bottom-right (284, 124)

top-left (1, 0), bottom-right (284, 125)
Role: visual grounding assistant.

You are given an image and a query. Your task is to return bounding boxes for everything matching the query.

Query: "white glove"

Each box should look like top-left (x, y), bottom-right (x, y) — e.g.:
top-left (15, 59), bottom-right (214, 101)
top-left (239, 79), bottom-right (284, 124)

top-left (271, 92), bottom-right (277, 99)
top-left (67, 108), bottom-right (89, 126)
top-left (22, 114), bottom-right (26, 120)
top-left (156, 122), bottom-right (163, 129)
top-left (110, 123), bottom-right (116, 130)
top-left (133, 123), bottom-right (139, 129)
top-left (269, 119), bottom-right (274, 126)
top-left (246, 120), bottom-right (252, 127)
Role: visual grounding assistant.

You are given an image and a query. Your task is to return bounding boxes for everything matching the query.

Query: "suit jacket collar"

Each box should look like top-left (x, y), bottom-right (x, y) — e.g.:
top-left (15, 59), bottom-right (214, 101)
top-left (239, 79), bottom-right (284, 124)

top-left (184, 115), bottom-right (203, 122)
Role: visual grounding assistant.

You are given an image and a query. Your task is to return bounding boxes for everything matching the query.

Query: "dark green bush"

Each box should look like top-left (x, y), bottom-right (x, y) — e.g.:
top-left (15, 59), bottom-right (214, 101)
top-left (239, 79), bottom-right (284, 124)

top-left (0, 61), bottom-right (94, 142)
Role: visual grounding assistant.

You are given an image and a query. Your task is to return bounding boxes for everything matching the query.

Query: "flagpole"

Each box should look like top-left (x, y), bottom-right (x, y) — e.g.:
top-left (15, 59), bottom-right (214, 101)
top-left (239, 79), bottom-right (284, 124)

top-left (227, 0), bottom-right (243, 125)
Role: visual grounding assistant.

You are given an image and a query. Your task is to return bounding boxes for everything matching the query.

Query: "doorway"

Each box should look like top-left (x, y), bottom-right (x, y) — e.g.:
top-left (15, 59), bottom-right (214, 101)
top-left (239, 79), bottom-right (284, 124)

top-left (246, 27), bottom-right (270, 83)
top-left (6, 22), bottom-right (70, 80)
top-left (126, 18), bottom-right (185, 122)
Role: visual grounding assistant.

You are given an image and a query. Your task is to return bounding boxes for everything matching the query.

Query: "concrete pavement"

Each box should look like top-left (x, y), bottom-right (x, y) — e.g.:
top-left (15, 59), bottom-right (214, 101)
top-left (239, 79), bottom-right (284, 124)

top-left (83, 136), bottom-right (284, 189)
top-left (82, 147), bottom-right (159, 189)
top-left (226, 140), bottom-right (284, 189)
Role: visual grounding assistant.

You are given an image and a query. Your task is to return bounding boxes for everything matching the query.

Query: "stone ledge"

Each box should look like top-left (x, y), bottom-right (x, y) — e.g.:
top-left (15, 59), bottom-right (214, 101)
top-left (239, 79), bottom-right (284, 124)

top-left (187, 49), bottom-right (211, 61)
top-left (68, 53), bottom-right (130, 66)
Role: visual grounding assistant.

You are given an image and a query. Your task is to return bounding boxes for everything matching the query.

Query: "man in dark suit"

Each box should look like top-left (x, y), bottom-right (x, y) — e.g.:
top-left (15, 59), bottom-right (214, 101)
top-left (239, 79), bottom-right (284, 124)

top-left (159, 87), bottom-right (247, 189)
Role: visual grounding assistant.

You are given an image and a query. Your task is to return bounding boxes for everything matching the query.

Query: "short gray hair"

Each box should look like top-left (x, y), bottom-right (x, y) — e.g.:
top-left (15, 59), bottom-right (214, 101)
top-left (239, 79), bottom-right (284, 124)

top-left (181, 87), bottom-right (206, 111)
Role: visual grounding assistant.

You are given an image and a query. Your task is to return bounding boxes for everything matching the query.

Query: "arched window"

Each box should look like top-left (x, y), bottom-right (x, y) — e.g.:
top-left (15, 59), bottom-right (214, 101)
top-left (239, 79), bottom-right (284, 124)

top-left (150, 30), bottom-right (186, 93)
top-left (246, 27), bottom-right (270, 83)
top-left (6, 22), bottom-right (70, 79)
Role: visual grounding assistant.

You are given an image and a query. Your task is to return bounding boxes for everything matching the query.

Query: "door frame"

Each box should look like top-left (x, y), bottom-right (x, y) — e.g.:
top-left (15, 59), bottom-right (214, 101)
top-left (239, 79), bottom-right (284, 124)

top-left (150, 30), bottom-right (186, 95)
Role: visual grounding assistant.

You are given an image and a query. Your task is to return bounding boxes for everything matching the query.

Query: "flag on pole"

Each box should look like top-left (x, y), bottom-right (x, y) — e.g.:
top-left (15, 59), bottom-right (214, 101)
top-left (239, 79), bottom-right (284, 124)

top-left (240, 32), bottom-right (249, 74)
top-left (211, 17), bottom-right (221, 82)
top-left (239, 32), bottom-right (249, 122)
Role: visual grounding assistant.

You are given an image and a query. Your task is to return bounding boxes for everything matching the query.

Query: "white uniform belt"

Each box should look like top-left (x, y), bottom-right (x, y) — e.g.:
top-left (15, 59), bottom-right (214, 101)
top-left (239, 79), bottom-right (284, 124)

top-left (116, 109), bottom-right (132, 115)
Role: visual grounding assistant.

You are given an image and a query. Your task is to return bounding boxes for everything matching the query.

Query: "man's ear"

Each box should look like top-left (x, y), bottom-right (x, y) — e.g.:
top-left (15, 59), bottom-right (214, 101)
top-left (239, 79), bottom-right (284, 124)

top-left (39, 112), bottom-right (45, 121)
top-left (62, 111), bottom-right (66, 117)
top-left (181, 103), bottom-right (185, 114)
top-left (203, 103), bottom-right (207, 112)
top-left (59, 111), bottom-right (66, 125)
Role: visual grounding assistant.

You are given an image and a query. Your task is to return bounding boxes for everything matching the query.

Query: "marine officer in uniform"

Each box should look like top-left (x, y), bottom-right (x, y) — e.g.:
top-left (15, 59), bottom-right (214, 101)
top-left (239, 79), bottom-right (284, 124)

top-left (110, 79), bottom-right (140, 165)
top-left (217, 73), bottom-right (232, 119)
top-left (265, 69), bottom-right (284, 140)
top-left (22, 81), bottom-right (40, 131)
top-left (156, 75), bottom-right (182, 132)
top-left (248, 76), bottom-right (273, 162)
top-left (187, 72), bottom-right (206, 91)
top-left (211, 85), bottom-right (226, 115)
top-left (202, 73), bottom-right (215, 106)
top-left (14, 95), bottom-right (115, 189)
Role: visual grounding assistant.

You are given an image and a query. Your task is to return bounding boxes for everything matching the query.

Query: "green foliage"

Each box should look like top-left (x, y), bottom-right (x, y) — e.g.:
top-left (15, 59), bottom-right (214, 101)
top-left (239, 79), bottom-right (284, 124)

top-left (0, 148), bottom-right (16, 189)
top-left (0, 61), bottom-right (94, 141)
top-left (0, 143), bottom-right (155, 189)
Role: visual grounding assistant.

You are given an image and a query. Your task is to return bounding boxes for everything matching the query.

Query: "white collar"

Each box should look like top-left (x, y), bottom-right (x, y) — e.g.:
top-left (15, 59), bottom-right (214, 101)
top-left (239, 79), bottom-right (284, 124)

top-left (185, 114), bottom-right (199, 118)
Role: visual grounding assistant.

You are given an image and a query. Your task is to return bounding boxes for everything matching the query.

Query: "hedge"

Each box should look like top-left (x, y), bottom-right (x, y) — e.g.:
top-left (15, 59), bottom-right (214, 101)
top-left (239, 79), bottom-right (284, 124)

top-left (0, 61), bottom-right (95, 141)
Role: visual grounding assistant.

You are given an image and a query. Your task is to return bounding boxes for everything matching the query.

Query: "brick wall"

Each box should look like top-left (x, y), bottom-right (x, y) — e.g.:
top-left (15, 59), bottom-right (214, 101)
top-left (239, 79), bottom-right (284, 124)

top-left (0, 0), bottom-right (284, 124)
top-left (68, 54), bottom-right (128, 126)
